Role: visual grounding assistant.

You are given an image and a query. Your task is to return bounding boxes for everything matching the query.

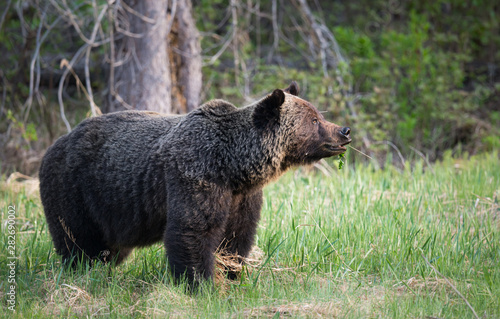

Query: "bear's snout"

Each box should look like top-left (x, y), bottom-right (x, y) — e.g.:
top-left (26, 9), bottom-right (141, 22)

top-left (340, 127), bottom-right (351, 138)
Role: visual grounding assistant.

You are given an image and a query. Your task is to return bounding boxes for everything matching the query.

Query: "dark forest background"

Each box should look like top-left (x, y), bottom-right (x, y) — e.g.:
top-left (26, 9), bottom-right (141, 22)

top-left (1, 0), bottom-right (499, 175)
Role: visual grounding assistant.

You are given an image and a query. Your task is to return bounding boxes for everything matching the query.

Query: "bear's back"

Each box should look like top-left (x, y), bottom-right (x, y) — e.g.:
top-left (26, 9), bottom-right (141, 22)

top-left (45, 111), bottom-right (180, 168)
top-left (39, 111), bottom-right (182, 245)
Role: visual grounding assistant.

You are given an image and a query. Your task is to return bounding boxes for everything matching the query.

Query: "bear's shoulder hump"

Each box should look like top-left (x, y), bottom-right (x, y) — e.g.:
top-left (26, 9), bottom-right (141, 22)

top-left (198, 99), bottom-right (237, 116)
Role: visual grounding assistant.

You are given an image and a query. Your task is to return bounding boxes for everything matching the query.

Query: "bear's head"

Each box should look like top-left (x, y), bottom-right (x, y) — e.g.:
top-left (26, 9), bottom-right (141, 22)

top-left (253, 81), bottom-right (351, 166)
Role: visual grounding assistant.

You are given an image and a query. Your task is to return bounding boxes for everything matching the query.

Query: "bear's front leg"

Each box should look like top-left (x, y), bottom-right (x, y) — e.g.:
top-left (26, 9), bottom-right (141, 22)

top-left (165, 221), bottom-right (225, 284)
top-left (164, 183), bottom-right (231, 286)
top-left (221, 190), bottom-right (263, 259)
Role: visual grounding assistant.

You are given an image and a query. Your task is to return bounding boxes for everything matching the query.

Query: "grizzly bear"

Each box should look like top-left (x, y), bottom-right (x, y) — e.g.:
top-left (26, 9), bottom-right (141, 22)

top-left (39, 82), bottom-right (351, 285)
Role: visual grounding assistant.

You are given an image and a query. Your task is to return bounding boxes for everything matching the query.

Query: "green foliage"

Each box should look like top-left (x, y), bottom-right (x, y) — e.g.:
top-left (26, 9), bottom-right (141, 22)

top-left (1, 0), bottom-right (498, 172)
top-left (338, 152), bottom-right (345, 170)
top-left (482, 135), bottom-right (500, 152)
top-left (196, 0), bottom-right (499, 162)
top-left (6, 110), bottom-right (38, 145)
top-left (327, 3), bottom-right (498, 160)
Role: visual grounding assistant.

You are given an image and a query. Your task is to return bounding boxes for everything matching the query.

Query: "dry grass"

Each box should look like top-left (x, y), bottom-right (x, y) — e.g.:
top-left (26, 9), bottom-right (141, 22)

top-left (235, 301), bottom-right (343, 318)
top-left (392, 275), bottom-right (457, 295)
top-left (0, 172), bottom-right (40, 198)
top-left (214, 246), bottom-right (265, 292)
top-left (142, 286), bottom-right (196, 317)
top-left (39, 279), bottom-right (109, 317)
top-left (232, 282), bottom-right (388, 318)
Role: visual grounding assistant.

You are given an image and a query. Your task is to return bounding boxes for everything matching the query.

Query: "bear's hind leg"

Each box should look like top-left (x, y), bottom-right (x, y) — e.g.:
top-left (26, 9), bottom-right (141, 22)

top-left (51, 215), bottom-right (111, 268)
top-left (106, 247), bottom-right (133, 265)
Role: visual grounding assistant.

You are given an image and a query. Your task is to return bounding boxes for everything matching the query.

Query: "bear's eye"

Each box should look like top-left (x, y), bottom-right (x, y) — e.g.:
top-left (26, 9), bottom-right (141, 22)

top-left (312, 118), bottom-right (318, 125)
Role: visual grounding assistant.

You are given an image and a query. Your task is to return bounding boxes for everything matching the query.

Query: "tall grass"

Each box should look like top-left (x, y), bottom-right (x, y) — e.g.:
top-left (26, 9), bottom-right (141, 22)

top-left (1, 152), bottom-right (499, 318)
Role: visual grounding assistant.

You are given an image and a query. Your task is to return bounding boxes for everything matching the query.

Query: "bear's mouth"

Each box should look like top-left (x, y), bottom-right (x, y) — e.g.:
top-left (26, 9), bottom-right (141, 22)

top-left (324, 140), bottom-right (352, 153)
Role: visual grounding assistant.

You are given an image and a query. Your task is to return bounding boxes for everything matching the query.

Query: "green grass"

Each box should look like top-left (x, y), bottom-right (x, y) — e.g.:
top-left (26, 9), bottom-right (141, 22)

top-left (1, 152), bottom-right (499, 318)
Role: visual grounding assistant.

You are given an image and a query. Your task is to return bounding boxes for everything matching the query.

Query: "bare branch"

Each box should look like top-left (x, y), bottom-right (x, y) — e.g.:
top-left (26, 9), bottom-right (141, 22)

top-left (373, 140), bottom-right (406, 169)
top-left (230, 0), bottom-right (240, 88)
top-left (0, 70), bottom-right (6, 120)
top-left (58, 45), bottom-right (90, 132)
top-left (409, 146), bottom-right (435, 174)
top-left (50, 0), bottom-right (92, 45)
top-left (203, 29), bottom-right (234, 66)
top-left (200, 6), bottom-right (235, 67)
top-left (32, 1), bottom-right (109, 124)
top-left (278, 28), bottom-right (315, 64)
top-left (287, 7), bottom-right (316, 57)
top-left (0, 0), bottom-right (12, 33)
top-left (199, 6), bottom-right (231, 36)
top-left (295, 0), bottom-right (330, 85)
top-left (84, 2), bottom-right (109, 117)
top-left (113, 2), bottom-right (146, 39)
top-left (15, 0), bottom-right (27, 40)
top-left (24, 2), bottom-right (79, 122)
top-left (241, 1), bottom-right (272, 19)
top-left (84, 47), bottom-right (97, 116)
top-left (121, 0), bottom-right (156, 24)
top-left (266, 0), bottom-right (279, 63)
top-left (23, 7), bottom-right (47, 122)
top-left (108, 5), bottom-right (117, 108)
top-left (107, 3), bottom-right (132, 110)
top-left (255, 0), bottom-right (261, 58)
top-left (92, 0), bottom-right (106, 44)
top-left (48, 0), bottom-right (108, 47)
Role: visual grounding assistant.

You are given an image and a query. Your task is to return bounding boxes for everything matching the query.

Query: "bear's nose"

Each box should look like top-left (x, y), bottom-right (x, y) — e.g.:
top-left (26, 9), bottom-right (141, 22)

top-left (340, 127), bottom-right (350, 137)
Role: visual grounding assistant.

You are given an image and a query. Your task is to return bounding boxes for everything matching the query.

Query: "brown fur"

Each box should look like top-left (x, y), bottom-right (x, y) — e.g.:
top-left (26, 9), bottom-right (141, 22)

top-left (39, 82), bottom-right (351, 288)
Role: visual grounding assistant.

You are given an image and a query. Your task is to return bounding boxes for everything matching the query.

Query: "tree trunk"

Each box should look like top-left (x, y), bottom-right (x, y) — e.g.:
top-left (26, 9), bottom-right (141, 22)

top-left (169, 0), bottom-right (202, 113)
top-left (107, 0), bottom-right (201, 114)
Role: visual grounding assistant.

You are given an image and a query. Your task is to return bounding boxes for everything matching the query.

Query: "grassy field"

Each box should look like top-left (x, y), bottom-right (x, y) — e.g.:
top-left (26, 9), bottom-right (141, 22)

top-left (1, 152), bottom-right (499, 318)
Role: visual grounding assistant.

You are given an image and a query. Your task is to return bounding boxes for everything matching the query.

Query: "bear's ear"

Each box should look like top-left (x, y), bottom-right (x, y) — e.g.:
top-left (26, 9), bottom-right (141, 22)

top-left (267, 88), bottom-right (286, 108)
top-left (284, 81), bottom-right (299, 96)
top-left (253, 89), bottom-right (285, 128)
